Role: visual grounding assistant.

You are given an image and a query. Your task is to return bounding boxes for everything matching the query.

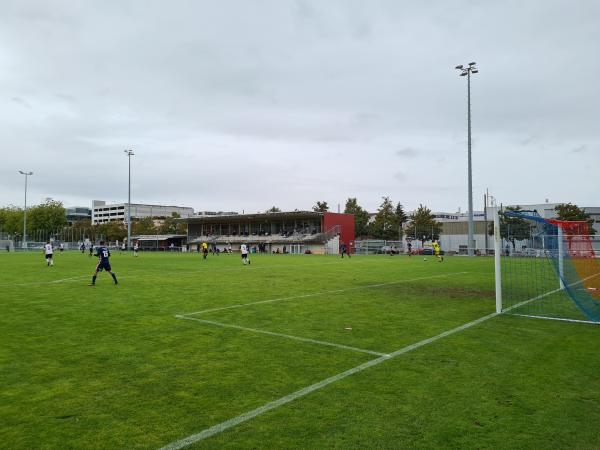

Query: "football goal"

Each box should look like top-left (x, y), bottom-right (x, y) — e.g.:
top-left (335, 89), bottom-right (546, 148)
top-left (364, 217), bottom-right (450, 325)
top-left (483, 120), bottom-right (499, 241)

top-left (493, 208), bottom-right (600, 324)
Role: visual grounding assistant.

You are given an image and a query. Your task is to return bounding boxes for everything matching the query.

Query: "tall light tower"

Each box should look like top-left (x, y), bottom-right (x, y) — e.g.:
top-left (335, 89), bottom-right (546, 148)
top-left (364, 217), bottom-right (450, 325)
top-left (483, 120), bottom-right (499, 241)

top-left (18, 170), bottom-right (33, 249)
top-left (124, 149), bottom-right (134, 250)
top-left (455, 62), bottom-right (478, 256)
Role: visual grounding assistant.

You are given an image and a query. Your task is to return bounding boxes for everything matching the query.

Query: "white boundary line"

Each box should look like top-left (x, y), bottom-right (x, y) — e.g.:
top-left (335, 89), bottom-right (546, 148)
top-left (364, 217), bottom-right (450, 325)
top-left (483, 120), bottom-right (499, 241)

top-left (508, 313), bottom-right (600, 325)
top-left (158, 310), bottom-right (497, 450)
top-left (0, 275), bottom-right (90, 287)
top-left (181, 272), bottom-right (469, 316)
top-left (175, 315), bottom-right (389, 357)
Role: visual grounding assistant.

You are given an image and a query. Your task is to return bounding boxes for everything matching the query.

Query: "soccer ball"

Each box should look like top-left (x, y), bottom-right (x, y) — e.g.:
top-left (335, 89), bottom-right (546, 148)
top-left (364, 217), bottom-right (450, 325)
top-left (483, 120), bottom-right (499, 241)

top-left (423, 258), bottom-right (427, 261)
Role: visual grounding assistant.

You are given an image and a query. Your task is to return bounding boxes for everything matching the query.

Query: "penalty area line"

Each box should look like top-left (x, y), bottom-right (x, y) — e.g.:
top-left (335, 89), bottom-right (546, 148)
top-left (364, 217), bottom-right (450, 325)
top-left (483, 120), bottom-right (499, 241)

top-left (158, 310), bottom-right (496, 450)
top-left (0, 275), bottom-right (90, 287)
top-left (175, 315), bottom-right (389, 357)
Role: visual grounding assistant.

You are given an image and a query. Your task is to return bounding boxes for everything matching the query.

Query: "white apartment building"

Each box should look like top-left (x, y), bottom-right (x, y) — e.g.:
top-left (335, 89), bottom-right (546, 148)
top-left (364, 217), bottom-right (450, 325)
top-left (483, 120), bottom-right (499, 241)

top-left (92, 200), bottom-right (194, 225)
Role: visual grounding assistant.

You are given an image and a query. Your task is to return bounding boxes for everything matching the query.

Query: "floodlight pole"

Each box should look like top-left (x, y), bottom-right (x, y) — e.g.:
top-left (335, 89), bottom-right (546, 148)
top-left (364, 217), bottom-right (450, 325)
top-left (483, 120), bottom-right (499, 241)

top-left (456, 62), bottom-right (478, 256)
top-left (18, 170), bottom-right (33, 249)
top-left (124, 149), bottom-right (134, 250)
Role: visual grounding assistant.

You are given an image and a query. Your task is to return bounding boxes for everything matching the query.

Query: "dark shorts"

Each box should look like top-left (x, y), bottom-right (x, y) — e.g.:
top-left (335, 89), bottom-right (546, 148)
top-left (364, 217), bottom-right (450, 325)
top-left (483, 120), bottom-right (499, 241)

top-left (45, 253), bottom-right (53, 259)
top-left (241, 253), bottom-right (248, 259)
top-left (96, 260), bottom-right (112, 272)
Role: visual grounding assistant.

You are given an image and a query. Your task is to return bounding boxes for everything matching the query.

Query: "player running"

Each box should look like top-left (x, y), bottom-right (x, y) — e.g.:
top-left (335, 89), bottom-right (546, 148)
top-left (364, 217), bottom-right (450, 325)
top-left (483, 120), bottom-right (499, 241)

top-left (89, 241), bottom-right (118, 286)
top-left (44, 241), bottom-right (54, 266)
top-left (240, 243), bottom-right (250, 265)
top-left (201, 241), bottom-right (208, 260)
top-left (433, 240), bottom-right (444, 262)
top-left (133, 241), bottom-right (139, 257)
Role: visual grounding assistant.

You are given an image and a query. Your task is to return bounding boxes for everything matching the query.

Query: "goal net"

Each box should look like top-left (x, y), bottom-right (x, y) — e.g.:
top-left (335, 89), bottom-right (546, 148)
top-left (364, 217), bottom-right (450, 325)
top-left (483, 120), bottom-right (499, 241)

top-left (495, 210), bottom-right (600, 323)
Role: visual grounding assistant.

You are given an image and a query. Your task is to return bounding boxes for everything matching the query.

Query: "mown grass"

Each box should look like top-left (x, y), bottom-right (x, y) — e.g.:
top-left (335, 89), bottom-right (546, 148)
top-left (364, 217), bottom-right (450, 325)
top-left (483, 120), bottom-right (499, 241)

top-left (1, 251), bottom-right (599, 449)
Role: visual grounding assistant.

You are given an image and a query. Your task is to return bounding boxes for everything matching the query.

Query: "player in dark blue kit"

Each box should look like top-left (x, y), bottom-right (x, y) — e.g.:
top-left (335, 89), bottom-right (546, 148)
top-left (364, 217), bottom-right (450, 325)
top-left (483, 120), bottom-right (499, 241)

top-left (89, 241), bottom-right (118, 286)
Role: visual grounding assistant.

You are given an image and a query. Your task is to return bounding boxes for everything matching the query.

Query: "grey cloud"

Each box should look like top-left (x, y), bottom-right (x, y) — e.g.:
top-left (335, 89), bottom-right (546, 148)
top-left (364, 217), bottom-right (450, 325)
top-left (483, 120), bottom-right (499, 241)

top-left (396, 148), bottom-right (418, 158)
top-left (394, 171), bottom-right (406, 182)
top-left (11, 97), bottom-right (31, 109)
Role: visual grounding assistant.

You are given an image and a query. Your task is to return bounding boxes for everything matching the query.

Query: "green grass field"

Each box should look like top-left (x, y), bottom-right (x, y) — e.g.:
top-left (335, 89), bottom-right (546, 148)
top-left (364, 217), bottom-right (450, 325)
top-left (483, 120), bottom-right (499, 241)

top-left (1, 251), bottom-right (600, 449)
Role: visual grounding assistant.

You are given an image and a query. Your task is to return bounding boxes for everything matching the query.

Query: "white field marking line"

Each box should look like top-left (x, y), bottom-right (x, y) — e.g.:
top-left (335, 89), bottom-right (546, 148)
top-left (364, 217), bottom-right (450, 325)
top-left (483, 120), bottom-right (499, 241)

top-left (180, 271), bottom-right (469, 317)
top-left (508, 313), bottom-right (600, 325)
top-left (158, 310), bottom-right (498, 450)
top-left (175, 315), bottom-right (389, 357)
top-left (0, 275), bottom-right (90, 287)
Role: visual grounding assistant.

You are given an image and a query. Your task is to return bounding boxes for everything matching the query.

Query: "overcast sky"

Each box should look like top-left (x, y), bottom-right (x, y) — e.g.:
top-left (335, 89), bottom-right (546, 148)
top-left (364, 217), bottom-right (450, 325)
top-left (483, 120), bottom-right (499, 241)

top-left (1, 0), bottom-right (598, 214)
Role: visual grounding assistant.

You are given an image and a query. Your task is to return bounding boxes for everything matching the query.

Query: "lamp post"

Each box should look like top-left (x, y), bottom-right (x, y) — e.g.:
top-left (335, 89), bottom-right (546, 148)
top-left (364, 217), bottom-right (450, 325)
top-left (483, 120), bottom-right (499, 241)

top-left (455, 62), bottom-right (478, 256)
top-left (124, 149), bottom-right (134, 250)
top-left (18, 170), bottom-right (33, 249)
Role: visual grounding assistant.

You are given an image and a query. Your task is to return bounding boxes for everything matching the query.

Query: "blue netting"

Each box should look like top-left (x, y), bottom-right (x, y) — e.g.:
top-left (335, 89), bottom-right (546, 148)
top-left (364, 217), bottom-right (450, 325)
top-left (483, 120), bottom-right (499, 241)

top-left (501, 210), bottom-right (600, 323)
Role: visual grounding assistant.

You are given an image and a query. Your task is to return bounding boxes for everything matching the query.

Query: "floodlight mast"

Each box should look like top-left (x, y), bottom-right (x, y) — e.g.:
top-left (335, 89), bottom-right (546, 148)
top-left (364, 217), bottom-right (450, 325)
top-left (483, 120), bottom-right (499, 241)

top-left (455, 62), bottom-right (478, 256)
top-left (124, 149), bottom-right (134, 250)
top-left (18, 170), bottom-right (33, 249)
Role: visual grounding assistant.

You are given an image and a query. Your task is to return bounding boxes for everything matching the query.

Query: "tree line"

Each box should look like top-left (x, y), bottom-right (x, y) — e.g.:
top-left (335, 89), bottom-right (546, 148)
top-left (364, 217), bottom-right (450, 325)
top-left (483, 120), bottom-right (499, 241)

top-left (0, 200), bottom-right (185, 243)
top-left (1, 198), bottom-right (594, 245)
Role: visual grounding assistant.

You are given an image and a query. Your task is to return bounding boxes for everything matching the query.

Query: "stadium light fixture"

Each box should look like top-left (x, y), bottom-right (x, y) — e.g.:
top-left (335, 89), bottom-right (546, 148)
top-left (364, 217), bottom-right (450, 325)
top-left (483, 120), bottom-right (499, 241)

top-left (455, 62), bottom-right (478, 256)
top-left (18, 170), bottom-right (33, 249)
top-left (124, 149), bottom-right (134, 250)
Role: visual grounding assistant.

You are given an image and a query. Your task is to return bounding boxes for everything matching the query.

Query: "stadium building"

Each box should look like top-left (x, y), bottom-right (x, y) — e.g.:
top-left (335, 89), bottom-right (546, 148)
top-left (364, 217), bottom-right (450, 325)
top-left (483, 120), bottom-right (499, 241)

top-left (181, 211), bottom-right (355, 254)
top-left (65, 206), bottom-right (92, 224)
top-left (92, 200), bottom-right (194, 225)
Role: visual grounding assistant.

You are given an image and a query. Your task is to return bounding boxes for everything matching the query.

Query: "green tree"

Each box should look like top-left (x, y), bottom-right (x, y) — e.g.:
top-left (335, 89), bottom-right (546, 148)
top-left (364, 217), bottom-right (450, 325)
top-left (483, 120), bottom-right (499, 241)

top-left (265, 206), bottom-right (281, 213)
top-left (70, 219), bottom-right (94, 241)
top-left (312, 201), bottom-right (329, 213)
top-left (0, 206), bottom-right (23, 235)
top-left (488, 206), bottom-right (531, 250)
top-left (395, 202), bottom-right (408, 240)
top-left (158, 216), bottom-right (178, 234)
top-left (405, 204), bottom-right (443, 246)
top-left (344, 198), bottom-right (370, 238)
top-left (554, 203), bottom-right (596, 236)
top-left (133, 217), bottom-right (156, 235)
top-left (96, 221), bottom-right (126, 242)
top-left (27, 200), bottom-right (67, 236)
top-left (369, 197), bottom-right (399, 240)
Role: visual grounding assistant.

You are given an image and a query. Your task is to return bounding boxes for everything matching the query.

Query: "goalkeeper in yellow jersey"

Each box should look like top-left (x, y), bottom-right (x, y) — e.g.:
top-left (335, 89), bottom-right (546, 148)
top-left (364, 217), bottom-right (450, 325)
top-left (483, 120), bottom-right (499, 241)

top-left (432, 240), bottom-right (443, 262)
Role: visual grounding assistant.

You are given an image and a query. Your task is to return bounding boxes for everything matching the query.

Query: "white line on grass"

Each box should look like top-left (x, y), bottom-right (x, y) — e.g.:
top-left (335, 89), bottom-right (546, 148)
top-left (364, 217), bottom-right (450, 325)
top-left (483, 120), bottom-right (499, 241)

top-left (175, 315), bottom-right (389, 357)
top-left (181, 272), bottom-right (469, 316)
top-left (509, 313), bottom-right (600, 325)
top-left (0, 275), bottom-right (90, 287)
top-left (158, 310), bottom-right (497, 450)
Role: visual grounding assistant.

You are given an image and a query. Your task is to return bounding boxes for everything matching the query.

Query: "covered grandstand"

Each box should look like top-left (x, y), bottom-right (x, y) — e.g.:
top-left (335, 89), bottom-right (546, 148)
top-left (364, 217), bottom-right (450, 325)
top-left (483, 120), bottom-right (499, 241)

top-left (180, 211), bottom-right (354, 254)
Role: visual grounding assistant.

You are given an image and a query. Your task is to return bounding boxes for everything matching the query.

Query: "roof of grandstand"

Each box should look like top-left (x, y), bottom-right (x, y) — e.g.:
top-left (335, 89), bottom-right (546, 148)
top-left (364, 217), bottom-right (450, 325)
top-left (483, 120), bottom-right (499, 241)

top-left (181, 211), bottom-right (328, 223)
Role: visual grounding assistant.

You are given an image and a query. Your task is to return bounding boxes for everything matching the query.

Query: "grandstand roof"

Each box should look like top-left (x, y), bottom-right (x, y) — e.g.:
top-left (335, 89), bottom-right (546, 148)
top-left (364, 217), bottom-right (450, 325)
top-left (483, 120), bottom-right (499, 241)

top-left (181, 211), bottom-right (326, 223)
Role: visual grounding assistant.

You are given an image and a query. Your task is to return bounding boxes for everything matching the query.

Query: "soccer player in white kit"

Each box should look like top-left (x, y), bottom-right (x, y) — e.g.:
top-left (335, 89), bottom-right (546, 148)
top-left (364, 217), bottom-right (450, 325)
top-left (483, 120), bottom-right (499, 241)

top-left (240, 243), bottom-right (250, 265)
top-left (44, 241), bottom-right (54, 266)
